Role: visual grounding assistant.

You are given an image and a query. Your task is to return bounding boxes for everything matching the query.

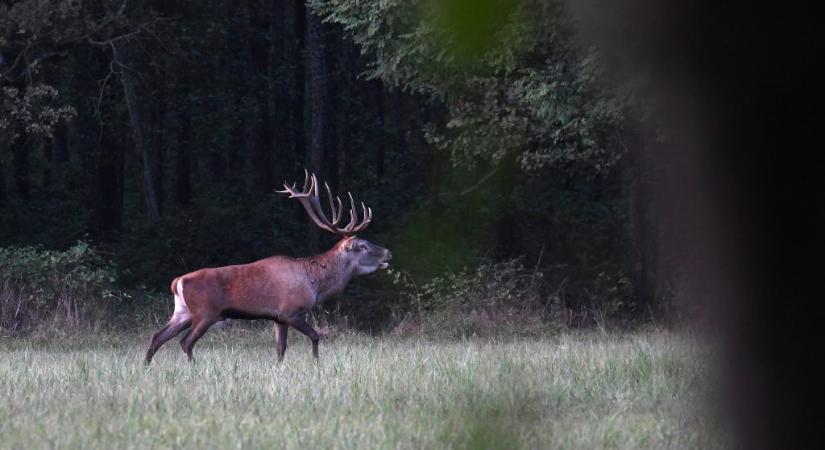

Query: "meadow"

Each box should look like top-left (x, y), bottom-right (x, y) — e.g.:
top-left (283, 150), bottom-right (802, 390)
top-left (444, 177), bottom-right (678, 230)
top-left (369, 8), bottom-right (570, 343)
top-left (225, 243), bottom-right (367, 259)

top-left (0, 329), bottom-right (724, 449)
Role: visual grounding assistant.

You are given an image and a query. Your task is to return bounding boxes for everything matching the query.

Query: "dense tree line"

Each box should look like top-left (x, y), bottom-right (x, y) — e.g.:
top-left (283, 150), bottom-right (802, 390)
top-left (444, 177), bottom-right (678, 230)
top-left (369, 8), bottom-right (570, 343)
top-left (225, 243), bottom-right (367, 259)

top-left (1, 0), bottom-right (675, 327)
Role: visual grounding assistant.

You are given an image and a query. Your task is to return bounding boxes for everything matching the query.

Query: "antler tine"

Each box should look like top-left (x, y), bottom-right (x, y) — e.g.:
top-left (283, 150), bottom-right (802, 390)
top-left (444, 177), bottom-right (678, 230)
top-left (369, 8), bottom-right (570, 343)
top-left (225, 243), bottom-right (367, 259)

top-left (275, 169), bottom-right (313, 197)
top-left (332, 196), bottom-right (344, 225)
top-left (359, 202), bottom-right (368, 228)
top-left (275, 181), bottom-right (298, 196)
top-left (302, 168), bottom-right (311, 193)
top-left (310, 173), bottom-right (318, 198)
top-left (276, 170), bottom-right (373, 236)
top-left (274, 171), bottom-right (335, 234)
top-left (308, 174), bottom-right (334, 225)
top-left (352, 204), bottom-right (372, 232)
top-left (343, 192), bottom-right (359, 231)
top-left (324, 182), bottom-right (343, 225)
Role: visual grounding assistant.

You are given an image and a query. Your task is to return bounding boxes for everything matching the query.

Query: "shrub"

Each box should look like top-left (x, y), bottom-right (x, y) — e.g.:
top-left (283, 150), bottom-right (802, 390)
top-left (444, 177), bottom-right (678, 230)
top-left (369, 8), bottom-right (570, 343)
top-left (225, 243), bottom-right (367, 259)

top-left (0, 242), bottom-right (117, 334)
top-left (389, 258), bottom-right (548, 338)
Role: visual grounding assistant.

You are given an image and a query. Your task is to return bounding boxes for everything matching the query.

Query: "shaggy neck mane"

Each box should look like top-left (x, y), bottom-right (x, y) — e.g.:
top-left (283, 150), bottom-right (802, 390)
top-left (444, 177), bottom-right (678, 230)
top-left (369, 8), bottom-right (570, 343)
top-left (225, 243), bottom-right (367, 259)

top-left (303, 238), bottom-right (355, 302)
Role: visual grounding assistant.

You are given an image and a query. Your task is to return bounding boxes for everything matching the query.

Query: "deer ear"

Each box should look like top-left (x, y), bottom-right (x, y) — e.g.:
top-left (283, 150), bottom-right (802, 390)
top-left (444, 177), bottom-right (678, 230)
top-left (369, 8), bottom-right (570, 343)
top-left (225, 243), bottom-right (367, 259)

top-left (343, 237), bottom-right (355, 252)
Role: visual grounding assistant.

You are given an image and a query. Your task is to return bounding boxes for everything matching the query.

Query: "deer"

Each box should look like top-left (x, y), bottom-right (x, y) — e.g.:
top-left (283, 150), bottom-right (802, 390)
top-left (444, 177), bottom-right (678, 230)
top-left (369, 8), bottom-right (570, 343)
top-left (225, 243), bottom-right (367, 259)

top-left (143, 170), bottom-right (392, 365)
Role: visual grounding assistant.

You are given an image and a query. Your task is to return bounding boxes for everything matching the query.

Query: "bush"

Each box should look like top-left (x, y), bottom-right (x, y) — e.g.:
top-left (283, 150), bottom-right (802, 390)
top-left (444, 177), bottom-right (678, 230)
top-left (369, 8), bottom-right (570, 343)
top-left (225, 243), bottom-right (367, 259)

top-left (389, 258), bottom-right (548, 338)
top-left (0, 242), bottom-right (117, 334)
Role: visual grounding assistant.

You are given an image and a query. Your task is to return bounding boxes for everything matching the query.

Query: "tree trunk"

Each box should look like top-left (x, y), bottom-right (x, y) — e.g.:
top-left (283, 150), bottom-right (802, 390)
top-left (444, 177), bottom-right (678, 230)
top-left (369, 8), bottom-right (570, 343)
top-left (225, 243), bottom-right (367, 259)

top-left (306, 7), bottom-right (327, 251)
top-left (73, 45), bottom-right (100, 236)
top-left (384, 89), bottom-right (408, 181)
top-left (373, 82), bottom-right (386, 183)
top-left (270, 0), bottom-right (298, 182)
top-left (248, 5), bottom-right (274, 193)
top-left (43, 133), bottom-right (53, 190)
top-left (95, 124), bottom-right (124, 236)
top-left (0, 154), bottom-right (6, 208)
top-left (116, 40), bottom-right (160, 221)
top-left (625, 126), bottom-right (659, 315)
top-left (331, 27), bottom-right (352, 192)
top-left (336, 108), bottom-right (348, 194)
top-left (306, 9), bottom-right (326, 173)
top-left (151, 94), bottom-right (165, 215)
top-left (427, 103), bottom-right (447, 216)
top-left (175, 109), bottom-right (193, 206)
top-left (228, 96), bottom-right (245, 187)
top-left (283, 0), bottom-right (306, 172)
top-left (254, 97), bottom-right (275, 193)
top-left (11, 134), bottom-right (30, 200)
top-left (50, 122), bottom-right (68, 192)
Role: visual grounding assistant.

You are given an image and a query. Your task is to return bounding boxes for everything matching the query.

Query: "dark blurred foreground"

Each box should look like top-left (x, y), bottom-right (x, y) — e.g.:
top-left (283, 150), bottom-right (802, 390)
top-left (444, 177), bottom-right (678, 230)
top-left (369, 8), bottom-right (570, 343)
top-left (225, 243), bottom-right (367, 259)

top-left (591, 1), bottom-right (824, 449)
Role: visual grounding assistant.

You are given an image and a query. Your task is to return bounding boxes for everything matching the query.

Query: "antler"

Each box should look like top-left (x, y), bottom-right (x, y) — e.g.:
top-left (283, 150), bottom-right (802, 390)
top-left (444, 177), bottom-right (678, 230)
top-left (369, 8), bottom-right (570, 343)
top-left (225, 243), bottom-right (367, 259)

top-left (276, 170), bottom-right (372, 236)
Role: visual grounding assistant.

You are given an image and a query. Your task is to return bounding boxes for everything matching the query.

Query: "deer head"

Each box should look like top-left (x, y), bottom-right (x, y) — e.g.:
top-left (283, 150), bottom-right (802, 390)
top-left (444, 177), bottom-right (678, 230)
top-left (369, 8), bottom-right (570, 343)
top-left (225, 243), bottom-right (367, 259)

top-left (276, 170), bottom-right (391, 275)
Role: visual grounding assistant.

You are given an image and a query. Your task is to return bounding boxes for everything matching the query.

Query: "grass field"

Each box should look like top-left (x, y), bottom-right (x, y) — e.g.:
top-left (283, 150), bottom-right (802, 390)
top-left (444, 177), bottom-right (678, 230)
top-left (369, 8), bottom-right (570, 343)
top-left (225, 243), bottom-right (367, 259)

top-left (0, 328), bottom-right (724, 449)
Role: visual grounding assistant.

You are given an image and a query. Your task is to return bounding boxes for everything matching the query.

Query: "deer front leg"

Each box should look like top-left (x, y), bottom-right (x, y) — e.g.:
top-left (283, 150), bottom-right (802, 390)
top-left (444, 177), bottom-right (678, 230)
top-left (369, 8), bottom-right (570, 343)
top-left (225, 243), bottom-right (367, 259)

top-left (274, 322), bottom-right (288, 362)
top-left (289, 315), bottom-right (320, 359)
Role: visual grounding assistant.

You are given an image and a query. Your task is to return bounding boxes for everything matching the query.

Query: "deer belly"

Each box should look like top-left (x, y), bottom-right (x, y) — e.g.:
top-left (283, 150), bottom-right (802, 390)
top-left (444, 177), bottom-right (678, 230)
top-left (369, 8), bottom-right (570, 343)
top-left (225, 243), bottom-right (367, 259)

top-left (221, 308), bottom-right (275, 320)
top-left (220, 303), bottom-right (280, 320)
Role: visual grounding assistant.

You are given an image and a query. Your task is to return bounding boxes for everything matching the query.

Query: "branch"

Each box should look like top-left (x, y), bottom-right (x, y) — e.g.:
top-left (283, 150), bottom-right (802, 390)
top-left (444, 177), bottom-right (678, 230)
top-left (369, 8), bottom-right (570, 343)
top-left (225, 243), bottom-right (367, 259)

top-left (0, 41), bottom-right (32, 79)
top-left (439, 167), bottom-right (499, 197)
top-left (87, 28), bottom-right (143, 48)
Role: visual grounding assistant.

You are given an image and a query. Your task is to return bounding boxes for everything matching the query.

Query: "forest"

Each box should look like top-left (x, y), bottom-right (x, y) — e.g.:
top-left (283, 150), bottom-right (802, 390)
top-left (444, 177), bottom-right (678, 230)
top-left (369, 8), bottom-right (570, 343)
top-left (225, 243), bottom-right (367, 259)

top-left (1, 1), bottom-right (822, 448)
top-left (0, 0), bottom-right (676, 334)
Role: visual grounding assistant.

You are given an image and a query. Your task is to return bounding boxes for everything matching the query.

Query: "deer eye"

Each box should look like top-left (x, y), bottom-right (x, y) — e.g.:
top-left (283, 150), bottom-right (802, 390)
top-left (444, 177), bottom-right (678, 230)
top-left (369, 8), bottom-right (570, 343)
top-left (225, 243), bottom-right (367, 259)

top-left (360, 244), bottom-right (367, 251)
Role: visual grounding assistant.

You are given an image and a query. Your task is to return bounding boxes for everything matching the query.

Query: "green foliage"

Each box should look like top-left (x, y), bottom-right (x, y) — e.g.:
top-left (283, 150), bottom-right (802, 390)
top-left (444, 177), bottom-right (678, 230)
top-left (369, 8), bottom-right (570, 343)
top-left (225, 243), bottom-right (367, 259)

top-left (0, 0), bottom-right (96, 137)
top-left (426, 0), bottom-right (521, 65)
top-left (0, 242), bottom-right (116, 333)
top-left (312, 0), bottom-right (632, 175)
top-left (0, 0), bottom-right (82, 40)
top-left (399, 258), bottom-right (539, 310)
top-left (0, 84), bottom-right (76, 138)
top-left (588, 270), bottom-right (633, 314)
top-left (310, 0), bottom-right (654, 324)
top-left (389, 258), bottom-right (546, 337)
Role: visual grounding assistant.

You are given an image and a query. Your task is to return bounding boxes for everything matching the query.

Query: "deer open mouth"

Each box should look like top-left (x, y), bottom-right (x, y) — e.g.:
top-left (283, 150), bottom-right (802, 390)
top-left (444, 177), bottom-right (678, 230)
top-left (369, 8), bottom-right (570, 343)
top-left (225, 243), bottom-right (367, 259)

top-left (378, 250), bottom-right (392, 269)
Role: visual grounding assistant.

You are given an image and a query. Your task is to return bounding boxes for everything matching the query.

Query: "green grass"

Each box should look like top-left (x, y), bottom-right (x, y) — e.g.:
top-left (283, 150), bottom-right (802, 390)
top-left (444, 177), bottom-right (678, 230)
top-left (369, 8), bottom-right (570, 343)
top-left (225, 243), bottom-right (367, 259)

top-left (0, 329), bottom-right (724, 449)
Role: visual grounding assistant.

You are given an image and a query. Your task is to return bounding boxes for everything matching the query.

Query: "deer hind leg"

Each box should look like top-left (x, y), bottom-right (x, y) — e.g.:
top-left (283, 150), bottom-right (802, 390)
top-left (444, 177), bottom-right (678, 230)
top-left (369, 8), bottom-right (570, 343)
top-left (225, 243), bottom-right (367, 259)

top-left (179, 318), bottom-right (215, 362)
top-left (145, 315), bottom-right (192, 365)
top-left (145, 294), bottom-right (193, 365)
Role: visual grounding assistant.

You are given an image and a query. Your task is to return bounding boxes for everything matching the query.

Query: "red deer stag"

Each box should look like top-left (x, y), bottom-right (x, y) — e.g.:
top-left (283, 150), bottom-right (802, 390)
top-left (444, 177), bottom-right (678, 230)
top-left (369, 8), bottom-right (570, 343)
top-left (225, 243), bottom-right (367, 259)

top-left (144, 171), bottom-right (391, 365)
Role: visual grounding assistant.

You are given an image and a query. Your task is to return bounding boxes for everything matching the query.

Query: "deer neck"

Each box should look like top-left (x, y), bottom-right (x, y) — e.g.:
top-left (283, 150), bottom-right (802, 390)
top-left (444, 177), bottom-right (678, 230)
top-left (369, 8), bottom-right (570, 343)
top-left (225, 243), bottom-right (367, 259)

top-left (305, 244), bottom-right (355, 302)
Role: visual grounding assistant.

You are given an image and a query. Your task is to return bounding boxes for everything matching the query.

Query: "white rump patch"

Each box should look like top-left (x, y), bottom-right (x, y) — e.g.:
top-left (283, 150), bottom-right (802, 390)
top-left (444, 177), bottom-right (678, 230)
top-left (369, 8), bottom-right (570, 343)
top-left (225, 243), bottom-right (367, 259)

top-left (172, 279), bottom-right (191, 321)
